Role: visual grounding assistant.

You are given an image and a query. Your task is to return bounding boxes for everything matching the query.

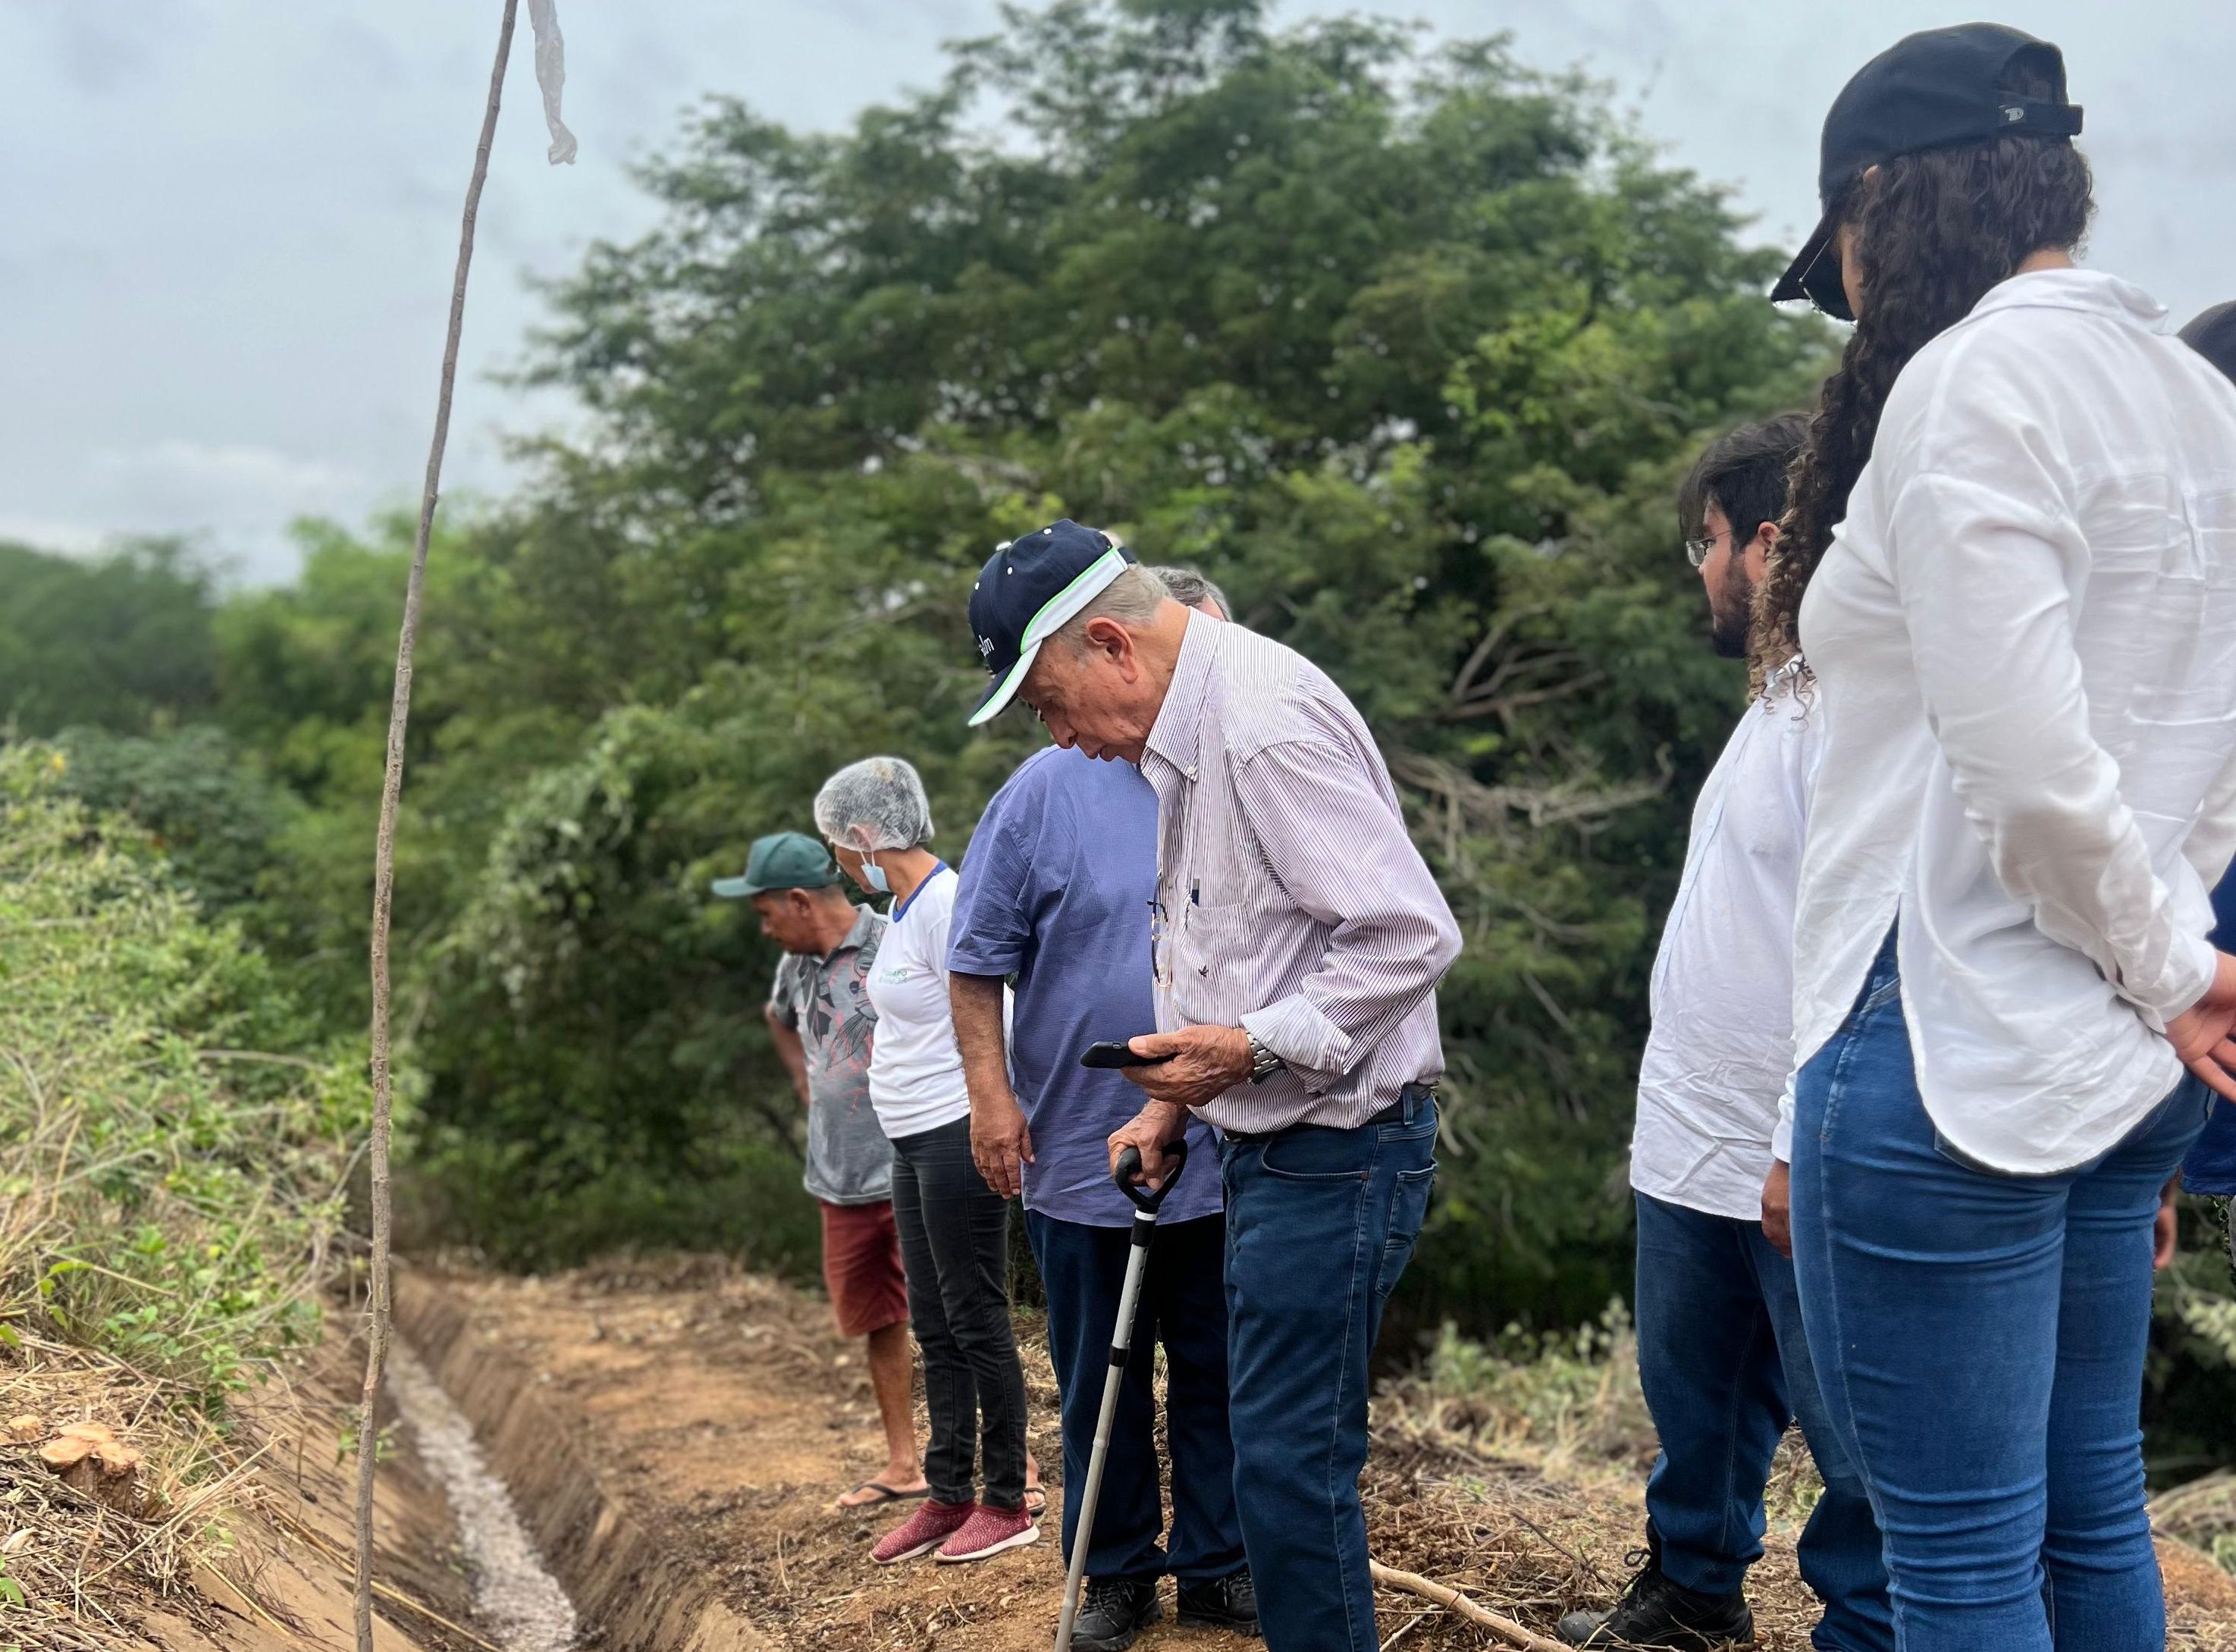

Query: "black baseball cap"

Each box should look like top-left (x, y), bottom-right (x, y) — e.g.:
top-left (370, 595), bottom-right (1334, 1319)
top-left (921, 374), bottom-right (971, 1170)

top-left (2182, 302), bottom-right (2236, 385)
top-left (1773, 24), bottom-right (2083, 321)
top-left (965, 520), bottom-right (1137, 726)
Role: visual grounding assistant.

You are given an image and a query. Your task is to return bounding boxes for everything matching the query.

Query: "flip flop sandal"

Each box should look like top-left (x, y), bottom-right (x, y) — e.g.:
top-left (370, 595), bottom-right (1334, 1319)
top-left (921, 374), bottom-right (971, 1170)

top-left (1024, 1486), bottom-right (1047, 1520)
top-left (836, 1480), bottom-right (931, 1510)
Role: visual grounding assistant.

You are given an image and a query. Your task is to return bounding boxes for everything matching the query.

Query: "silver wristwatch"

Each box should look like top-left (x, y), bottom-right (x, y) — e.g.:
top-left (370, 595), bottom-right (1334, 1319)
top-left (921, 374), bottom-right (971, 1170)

top-left (1245, 1030), bottom-right (1284, 1085)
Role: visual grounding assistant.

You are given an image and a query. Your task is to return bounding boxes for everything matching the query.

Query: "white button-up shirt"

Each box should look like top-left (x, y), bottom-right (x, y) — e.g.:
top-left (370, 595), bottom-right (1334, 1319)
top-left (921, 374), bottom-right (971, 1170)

top-left (1792, 268), bottom-right (2236, 1174)
top-left (1140, 613), bottom-right (1462, 1133)
top-left (1633, 669), bottom-right (1818, 1221)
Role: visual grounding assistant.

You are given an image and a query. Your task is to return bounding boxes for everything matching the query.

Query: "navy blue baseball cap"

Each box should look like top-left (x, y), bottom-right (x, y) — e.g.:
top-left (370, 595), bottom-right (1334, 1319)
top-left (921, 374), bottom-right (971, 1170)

top-left (965, 520), bottom-right (1137, 726)
top-left (2183, 302), bottom-right (2236, 384)
top-left (1773, 24), bottom-right (2082, 320)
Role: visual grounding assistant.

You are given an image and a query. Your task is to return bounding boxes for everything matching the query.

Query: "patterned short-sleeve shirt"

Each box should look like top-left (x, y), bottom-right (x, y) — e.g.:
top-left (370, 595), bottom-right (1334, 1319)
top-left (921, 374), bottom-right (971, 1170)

top-left (770, 904), bottom-right (892, 1205)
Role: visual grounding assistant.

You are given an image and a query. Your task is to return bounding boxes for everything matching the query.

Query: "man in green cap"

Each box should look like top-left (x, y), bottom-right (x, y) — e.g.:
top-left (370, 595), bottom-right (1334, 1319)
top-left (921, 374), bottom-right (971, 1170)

top-left (717, 831), bottom-right (927, 1509)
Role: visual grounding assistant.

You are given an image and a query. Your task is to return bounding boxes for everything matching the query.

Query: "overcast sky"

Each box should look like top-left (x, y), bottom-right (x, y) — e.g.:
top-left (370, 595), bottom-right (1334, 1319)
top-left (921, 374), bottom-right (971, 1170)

top-left (2, 1), bottom-right (2229, 583)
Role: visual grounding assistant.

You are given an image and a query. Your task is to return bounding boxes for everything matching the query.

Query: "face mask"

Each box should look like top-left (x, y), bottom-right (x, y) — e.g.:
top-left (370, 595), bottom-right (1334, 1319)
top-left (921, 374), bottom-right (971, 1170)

top-left (856, 848), bottom-right (892, 895)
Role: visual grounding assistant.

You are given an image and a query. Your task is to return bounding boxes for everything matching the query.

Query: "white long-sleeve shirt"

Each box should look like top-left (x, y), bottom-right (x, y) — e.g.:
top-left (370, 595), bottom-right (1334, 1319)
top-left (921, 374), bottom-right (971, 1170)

top-left (1791, 268), bottom-right (2236, 1174)
top-left (1141, 612), bottom-right (1462, 1133)
top-left (1633, 668), bottom-right (1819, 1220)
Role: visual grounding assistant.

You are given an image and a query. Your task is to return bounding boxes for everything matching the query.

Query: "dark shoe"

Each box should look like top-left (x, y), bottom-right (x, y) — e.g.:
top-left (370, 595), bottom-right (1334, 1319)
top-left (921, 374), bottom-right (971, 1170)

top-left (1556, 1547), bottom-right (1752, 1649)
top-left (1177, 1566), bottom-right (1260, 1636)
top-left (1071, 1578), bottom-right (1162, 1652)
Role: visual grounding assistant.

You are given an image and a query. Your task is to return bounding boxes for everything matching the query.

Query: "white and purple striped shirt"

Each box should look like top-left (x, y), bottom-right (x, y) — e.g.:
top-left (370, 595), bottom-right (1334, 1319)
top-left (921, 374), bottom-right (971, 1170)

top-left (1140, 612), bottom-right (1462, 1133)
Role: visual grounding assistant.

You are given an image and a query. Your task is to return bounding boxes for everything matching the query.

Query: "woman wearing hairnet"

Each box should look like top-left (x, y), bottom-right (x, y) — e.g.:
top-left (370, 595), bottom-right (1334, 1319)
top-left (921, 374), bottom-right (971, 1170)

top-left (814, 757), bottom-right (1040, 1566)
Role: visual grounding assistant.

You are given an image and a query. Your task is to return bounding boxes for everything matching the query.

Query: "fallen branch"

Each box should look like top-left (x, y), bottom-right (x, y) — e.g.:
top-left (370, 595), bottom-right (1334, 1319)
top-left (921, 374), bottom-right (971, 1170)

top-left (1369, 1560), bottom-right (1567, 1652)
top-left (352, 6), bottom-right (519, 1652)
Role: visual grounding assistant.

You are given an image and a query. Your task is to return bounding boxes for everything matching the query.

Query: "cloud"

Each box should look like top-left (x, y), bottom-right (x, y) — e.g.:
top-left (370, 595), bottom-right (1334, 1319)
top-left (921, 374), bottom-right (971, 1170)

top-left (0, 516), bottom-right (108, 556)
top-left (86, 439), bottom-right (368, 522)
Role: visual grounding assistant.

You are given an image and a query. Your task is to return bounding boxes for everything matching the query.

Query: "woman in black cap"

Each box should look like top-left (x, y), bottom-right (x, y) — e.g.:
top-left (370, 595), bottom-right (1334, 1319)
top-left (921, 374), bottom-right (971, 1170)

top-left (1753, 24), bottom-right (2236, 1650)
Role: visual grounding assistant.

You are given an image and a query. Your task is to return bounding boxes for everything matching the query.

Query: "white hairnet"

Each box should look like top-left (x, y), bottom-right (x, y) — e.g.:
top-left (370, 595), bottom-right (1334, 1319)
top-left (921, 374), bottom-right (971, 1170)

top-left (814, 756), bottom-right (936, 854)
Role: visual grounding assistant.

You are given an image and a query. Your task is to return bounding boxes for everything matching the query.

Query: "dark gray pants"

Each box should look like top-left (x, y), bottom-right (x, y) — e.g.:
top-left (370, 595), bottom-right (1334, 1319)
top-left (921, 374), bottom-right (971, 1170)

top-left (889, 1114), bottom-right (1029, 1509)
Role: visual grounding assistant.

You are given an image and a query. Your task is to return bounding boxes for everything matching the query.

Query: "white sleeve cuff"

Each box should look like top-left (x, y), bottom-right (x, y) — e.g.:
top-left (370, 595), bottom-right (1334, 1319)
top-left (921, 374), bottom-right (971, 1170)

top-left (1241, 995), bottom-right (1353, 1089)
top-left (2136, 926), bottom-right (2220, 1033)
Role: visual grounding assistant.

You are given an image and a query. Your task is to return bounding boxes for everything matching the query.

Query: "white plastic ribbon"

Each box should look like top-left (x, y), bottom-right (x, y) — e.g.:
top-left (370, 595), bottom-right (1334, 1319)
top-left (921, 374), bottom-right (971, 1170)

top-left (526, 0), bottom-right (578, 165)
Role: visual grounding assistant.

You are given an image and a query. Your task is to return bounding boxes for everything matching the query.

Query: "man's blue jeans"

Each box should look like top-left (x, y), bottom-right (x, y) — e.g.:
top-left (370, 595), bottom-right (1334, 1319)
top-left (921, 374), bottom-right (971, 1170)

top-left (1635, 1192), bottom-right (1894, 1652)
top-left (1221, 1092), bottom-right (1438, 1652)
top-left (1025, 1210), bottom-right (1246, 1585)
top-left (1792, 935), bottom-right (2210, 1651)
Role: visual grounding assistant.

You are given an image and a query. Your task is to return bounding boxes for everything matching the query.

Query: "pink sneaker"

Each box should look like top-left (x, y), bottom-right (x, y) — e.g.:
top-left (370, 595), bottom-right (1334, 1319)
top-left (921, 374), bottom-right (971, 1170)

top-left (870, 1499), bottom-right (973, 1565)
top-left (935, 1501), bottom-right (1040, 1563)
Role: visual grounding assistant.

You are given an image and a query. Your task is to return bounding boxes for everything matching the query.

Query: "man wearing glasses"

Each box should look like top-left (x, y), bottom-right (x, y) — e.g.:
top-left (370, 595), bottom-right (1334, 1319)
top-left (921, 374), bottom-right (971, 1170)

top-left (961, 520), bottom-right (1461, 1652)
top-left (949, 565), bottom-right (1253, 1652)
top-left (1558, 415), bottom-right (1892, 1650)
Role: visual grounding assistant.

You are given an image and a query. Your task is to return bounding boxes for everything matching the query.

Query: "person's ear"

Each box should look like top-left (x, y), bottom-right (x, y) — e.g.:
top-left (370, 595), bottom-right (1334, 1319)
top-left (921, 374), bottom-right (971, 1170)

top-left (1082, 616), bottom-right (1133, 664)
top-left (1745, 519), bottom-right (1779, 580)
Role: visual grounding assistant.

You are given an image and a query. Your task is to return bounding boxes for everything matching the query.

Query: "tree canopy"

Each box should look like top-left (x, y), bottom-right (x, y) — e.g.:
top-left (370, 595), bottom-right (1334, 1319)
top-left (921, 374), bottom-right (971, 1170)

top-left (403, 0), bottom-right (1830, 1309)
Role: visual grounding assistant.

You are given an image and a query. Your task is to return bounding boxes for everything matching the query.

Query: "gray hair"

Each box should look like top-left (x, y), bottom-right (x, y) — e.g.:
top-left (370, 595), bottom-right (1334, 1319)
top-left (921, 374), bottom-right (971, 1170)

top-left (813, 755), bottom-right (936, 854)
top-left (1052, 563), bottom-right (1170, 654)
top-left (1146, 564), bottom-right (1230, 618)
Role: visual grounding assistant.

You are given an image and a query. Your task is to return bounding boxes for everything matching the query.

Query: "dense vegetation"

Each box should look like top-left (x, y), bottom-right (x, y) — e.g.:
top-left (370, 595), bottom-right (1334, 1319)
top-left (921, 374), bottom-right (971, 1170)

top-left (0, 745), bottom-right (367, 1404)
top-left (1, 0), bottom-right (2229, 1469)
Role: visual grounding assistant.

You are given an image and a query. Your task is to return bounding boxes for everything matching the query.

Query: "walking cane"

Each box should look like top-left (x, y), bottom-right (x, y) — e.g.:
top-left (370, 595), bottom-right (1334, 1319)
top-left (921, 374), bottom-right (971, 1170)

top-left (1052, 1137), bottom-right (1190, 1652)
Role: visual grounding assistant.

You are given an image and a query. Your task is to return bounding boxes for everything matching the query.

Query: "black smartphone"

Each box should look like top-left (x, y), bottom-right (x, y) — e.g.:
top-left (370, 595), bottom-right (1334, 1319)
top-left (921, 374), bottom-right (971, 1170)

top-left (1080, 1039), bottom-right (1167, 1069)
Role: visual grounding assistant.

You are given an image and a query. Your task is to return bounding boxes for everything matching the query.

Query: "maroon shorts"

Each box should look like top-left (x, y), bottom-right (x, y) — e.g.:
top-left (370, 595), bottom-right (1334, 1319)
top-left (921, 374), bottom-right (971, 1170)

top-left (820, 1199), bottom-right (909, 1338)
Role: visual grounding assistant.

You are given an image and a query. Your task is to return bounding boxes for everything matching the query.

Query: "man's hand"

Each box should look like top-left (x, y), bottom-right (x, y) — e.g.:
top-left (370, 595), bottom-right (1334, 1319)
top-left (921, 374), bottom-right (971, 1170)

top-left (1119, 1025), bottom-right (1253, 1108)
top-left (2156, 1173), bottom-right (2181, 1271)
top-left (1761, 1159), bottom-right (1793, 1260)
top-left (1108, 1102), bottom-right (1192, 1191)
top-left (971, 1096), bottom-right (1034, 1200)
top-left (2167, 950), bottom-right (2236, 1102)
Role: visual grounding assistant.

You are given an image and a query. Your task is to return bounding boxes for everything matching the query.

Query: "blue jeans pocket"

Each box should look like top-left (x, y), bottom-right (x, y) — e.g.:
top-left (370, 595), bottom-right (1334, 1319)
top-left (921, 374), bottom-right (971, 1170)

top-left (1260, 1127), bottom-right (1372, 1181)
top-left (1377, 1165), bottom-right (1435, 1299)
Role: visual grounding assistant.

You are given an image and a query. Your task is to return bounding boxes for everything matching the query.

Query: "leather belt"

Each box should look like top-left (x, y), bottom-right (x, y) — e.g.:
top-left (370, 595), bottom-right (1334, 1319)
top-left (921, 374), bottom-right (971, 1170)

top-left (1221, 1080), bottom-right (1437, 1146)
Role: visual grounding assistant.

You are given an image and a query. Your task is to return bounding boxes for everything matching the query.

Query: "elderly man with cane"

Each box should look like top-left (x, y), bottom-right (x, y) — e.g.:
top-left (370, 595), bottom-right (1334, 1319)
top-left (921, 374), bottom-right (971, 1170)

top-left (950, 563), bottom-right (1250, 1651)
top-left (963, 521), bottom-right (1462, 1652)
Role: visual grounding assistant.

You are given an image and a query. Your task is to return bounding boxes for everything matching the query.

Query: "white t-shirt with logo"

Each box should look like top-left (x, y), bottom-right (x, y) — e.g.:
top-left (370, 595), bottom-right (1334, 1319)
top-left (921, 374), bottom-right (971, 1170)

top-left (864, 863), bottom-right (972, 1140)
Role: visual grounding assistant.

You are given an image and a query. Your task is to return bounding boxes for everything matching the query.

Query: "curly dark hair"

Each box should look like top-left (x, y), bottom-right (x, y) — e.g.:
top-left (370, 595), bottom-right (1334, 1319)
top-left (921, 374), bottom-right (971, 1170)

top-left (1749, 76), bottom-right (2094, 694)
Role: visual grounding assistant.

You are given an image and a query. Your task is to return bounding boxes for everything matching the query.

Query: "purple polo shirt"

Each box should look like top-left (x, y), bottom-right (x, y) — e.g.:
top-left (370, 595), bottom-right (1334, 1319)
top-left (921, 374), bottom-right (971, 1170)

top-left (948, 747), bottom-right (1221, 1227)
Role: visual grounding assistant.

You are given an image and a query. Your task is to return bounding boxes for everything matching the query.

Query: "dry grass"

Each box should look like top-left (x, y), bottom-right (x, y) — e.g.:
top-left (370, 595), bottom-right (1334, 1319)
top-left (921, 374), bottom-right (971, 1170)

top-left (0, 1328), bottom-right (249, 1651)
top-left (1372, 1315), bottom-right (2236, 1650)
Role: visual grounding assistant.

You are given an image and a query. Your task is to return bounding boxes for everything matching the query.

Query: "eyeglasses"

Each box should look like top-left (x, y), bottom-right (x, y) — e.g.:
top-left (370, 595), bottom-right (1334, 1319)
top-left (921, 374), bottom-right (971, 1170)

top-left (1684, 528), bottom-right (1727, 569)
top-left (1148, 898), bottom-right (1171, 987)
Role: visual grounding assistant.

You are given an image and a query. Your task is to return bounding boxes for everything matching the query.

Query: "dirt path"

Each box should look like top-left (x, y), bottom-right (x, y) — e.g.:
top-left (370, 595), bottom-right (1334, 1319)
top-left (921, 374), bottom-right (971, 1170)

top-left (382, 1257), bottom-right (2236, 1652)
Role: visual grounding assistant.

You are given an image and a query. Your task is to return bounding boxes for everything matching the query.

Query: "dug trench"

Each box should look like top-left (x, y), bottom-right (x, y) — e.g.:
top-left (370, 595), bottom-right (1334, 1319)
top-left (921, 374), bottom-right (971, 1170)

top-left (141, 1258), bottom-right (2236, 1652)
top-left (387, 1261), bottom-right (2236, 1650)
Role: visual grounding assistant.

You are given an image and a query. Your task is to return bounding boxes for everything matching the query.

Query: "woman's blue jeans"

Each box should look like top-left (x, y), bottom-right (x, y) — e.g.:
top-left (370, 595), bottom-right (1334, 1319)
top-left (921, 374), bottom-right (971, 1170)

top-left (1792, 934), bottom-right (2209, 1651)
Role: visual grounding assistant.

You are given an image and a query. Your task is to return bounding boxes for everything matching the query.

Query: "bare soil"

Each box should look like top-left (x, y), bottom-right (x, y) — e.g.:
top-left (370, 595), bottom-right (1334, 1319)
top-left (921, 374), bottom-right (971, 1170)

top-left (18, 1260), bottom-right (2227, 1652)
top-left (388, 1257), bottom-right (2236, 1652)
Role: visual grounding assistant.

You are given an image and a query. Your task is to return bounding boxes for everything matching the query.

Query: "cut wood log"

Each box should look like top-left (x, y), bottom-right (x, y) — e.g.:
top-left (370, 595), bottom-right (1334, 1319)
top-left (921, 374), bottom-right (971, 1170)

top-left (1369, 1560), bottom-right (1568, 1652)
top-left (5, 1414), bottom-right (43, 1444)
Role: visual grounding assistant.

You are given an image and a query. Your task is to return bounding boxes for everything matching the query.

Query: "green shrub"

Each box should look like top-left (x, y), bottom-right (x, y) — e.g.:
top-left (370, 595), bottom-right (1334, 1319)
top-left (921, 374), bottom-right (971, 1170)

top-left (0, 744), bottom-right (368, 1406)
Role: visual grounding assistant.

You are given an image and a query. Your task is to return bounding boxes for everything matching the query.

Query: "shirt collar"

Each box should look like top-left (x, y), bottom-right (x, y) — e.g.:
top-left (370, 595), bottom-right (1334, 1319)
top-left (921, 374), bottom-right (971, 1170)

top-left (820, 902), bottom-right (880, 961)
top-left (891, 860), bottom-right (949, 923)
top-left (1969, 267), bottom-right (2168, 330)
top-left (1143, 609), bottom-right (1218, 778)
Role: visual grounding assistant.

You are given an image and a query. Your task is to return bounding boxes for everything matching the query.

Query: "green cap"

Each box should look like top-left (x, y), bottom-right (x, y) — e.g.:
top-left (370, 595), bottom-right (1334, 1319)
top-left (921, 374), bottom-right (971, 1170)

top-left (712, 832), bottom-right (841, 899)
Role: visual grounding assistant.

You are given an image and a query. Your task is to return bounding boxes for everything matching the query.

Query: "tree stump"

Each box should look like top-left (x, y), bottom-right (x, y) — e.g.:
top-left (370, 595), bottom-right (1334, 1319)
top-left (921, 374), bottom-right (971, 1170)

top-left (36, 1422), bottom-right (145, 1515)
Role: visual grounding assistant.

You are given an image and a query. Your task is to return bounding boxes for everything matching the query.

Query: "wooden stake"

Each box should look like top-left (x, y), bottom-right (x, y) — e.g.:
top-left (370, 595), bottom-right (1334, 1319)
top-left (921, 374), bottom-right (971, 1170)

top-left (1369, 1560), bottom-right (1569, 1652)
top-left (352, 5), bottom-right (519, 1650)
